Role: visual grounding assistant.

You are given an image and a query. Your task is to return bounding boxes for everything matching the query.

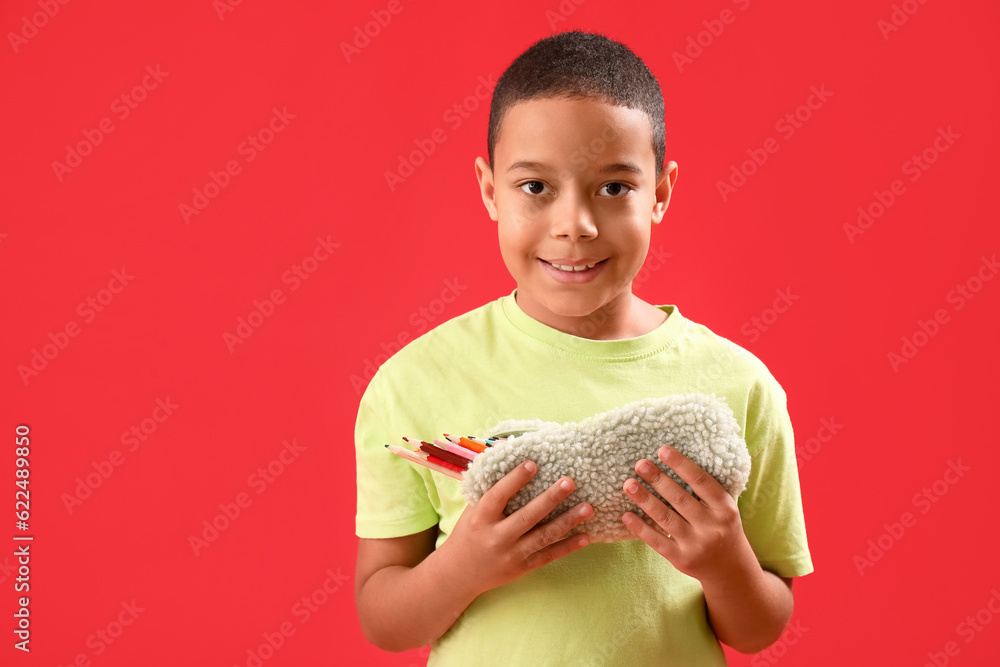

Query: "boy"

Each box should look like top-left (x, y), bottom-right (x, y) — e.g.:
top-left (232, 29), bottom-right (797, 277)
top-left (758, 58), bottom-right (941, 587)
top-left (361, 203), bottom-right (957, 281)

top-left (354, 30), bottom-right (812, 666)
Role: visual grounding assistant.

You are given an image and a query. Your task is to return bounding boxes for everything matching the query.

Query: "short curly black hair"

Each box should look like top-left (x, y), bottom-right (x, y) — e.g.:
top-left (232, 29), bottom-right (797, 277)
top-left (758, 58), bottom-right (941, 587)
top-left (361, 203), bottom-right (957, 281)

top-left (487, 30), bottom-right (666, 180)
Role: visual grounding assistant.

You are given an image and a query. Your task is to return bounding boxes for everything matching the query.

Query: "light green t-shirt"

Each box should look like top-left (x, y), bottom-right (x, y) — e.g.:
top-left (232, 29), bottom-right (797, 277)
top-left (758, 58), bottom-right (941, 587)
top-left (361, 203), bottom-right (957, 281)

top-left (355, 289), bottom-right (813, 666)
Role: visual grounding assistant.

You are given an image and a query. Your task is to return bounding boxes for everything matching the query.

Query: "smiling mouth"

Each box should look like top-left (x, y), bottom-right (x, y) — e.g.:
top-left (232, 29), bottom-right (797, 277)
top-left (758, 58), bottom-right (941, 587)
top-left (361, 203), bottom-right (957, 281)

top-left (542, 259), bottom-right (608, 272)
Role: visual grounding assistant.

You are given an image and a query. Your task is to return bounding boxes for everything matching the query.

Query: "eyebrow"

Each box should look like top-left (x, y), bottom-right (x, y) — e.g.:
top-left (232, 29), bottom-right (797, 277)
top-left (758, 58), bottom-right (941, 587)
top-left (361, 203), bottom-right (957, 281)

top-left (506, 160), bottom-right (644, 176)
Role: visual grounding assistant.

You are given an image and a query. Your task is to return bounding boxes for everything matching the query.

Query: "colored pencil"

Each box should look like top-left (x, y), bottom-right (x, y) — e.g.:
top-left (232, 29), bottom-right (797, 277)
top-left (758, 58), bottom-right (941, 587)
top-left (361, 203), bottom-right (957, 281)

top-left (407, 435), bottom-right (479, 458)
top-left (444, 433), bottom-right (489, 452)
top-left (433, 439), bottom-right (477, 461)
top-left (417, 440), bottom-right (470, 470)
top-left (385, 445), bottom-right (463, 480)
top-left (428, 435), bottom-right (480, 457)
top-left (457, 436), bottom-right (487, 453)
top-left (425, 454), bottom-right (466, 474)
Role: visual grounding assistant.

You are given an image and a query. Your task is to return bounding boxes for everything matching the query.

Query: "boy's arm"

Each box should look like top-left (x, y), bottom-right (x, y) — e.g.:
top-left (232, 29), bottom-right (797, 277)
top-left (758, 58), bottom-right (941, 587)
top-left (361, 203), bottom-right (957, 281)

top-left (700, 555), bottom-right (795, 653)
top-left (355, 528), bottom-right (457, 651)
top-left (355, 460), bottom-right (594, 652)
top-left (621, 445), bottom-right (796, 654)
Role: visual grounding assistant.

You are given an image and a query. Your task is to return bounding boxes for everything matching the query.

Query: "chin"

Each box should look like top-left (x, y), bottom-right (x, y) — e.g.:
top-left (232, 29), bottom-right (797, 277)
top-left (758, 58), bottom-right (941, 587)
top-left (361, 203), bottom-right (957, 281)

top-left (540, 292), bottom-right (608, 318)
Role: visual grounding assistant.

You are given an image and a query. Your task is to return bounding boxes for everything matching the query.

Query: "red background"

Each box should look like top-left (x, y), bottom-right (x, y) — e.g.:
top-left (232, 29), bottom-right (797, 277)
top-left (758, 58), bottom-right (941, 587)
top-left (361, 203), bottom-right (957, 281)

top-left (3, 0), bottom-right (999, 665)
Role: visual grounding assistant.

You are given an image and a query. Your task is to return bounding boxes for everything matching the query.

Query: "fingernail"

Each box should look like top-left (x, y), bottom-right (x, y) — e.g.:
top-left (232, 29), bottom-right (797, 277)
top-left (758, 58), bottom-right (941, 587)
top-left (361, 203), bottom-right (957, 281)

top-left (625, 480), bottom-right (638, 494)
top-left (623, 514), bottom-right (634, 525)
top-left (577, 504), bottom-right (591, 516)
top-left (525, 461), bottom-right (537, 473)
top-left (637, 460), bottom-right (652, 474)
top-left (560, 479), bottom-right (572, 490)
top-left (576, 535), bottom-right (589, 547)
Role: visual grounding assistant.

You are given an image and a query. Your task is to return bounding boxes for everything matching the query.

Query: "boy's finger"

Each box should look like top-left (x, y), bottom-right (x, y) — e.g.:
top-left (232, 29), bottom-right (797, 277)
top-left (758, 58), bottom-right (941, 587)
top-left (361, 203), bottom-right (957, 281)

top-left (503, 476), bottom-right (579, 539)
top-left (523, 501), bottom-right (592, 555)
top-left (624, 476), bottom-right (688, 540)
top-left (622, 511), bottom-right (676, 559)
top-left (633, 459), bottom-right (702, 523)
top-left (524, 532), bottom-right (591, 570)
top-left (477, 460), bottom-right (538, 515)
top-left (655, 446), bottom-right (730, 506)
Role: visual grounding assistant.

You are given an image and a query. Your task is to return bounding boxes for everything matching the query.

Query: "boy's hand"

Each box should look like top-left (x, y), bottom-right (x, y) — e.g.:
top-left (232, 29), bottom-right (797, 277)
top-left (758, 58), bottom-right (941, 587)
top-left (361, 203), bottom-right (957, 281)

top-left (621, 445), bottom-right (756, 587)
top-left (442, 460), bottom-right (593, 598)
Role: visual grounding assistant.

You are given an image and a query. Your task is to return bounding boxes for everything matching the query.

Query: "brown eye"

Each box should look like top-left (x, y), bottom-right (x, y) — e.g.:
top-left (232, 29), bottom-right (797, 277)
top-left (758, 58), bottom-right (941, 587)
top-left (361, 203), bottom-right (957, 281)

top-left (600, 183), bottom-right (632, 197)
top-left (520, 181), bottom-right (548, 195)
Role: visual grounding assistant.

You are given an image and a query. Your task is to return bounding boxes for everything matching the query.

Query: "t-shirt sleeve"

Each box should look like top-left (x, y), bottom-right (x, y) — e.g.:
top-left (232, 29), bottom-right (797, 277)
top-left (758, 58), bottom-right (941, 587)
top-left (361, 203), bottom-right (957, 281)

top-left (737, 372), bottom-right (814, 578)
top-left (354, 370), bottom-right (441, 539)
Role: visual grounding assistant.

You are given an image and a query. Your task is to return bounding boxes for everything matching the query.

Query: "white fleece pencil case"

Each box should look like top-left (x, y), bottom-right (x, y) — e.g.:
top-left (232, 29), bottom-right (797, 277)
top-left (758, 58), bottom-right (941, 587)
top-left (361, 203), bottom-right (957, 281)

top-left (459, 393), bottom-right (751, 543)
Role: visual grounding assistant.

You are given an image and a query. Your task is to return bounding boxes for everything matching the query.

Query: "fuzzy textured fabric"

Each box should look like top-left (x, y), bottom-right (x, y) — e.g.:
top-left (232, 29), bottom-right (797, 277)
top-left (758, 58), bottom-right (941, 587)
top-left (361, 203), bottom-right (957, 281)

top-left (459, 394), bottom-right (752, 543)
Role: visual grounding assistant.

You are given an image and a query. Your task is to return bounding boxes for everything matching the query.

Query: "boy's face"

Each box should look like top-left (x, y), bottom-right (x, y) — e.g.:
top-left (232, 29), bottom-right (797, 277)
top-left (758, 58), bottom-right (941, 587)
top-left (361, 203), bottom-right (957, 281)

top-left (475, 96), bottom-right (677, 336)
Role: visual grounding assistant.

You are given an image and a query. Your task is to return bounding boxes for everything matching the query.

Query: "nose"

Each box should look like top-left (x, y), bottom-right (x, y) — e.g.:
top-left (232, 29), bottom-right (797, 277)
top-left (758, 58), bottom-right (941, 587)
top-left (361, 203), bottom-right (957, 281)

top-left (549, 190), bottom-right (598, 240)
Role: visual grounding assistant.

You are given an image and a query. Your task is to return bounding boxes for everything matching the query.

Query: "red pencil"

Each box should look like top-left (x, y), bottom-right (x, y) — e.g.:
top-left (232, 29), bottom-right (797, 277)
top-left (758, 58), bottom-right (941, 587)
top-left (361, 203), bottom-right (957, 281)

top-left (385, 445), bottom-right (463, 480)
top-left (417, 440), bottom-right (470, 470)
top-left (425, 454), bottom-right (465, 474)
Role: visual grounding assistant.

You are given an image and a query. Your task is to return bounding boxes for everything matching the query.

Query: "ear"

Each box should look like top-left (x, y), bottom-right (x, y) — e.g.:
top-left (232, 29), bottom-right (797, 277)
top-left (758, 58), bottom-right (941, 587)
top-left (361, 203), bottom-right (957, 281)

top-left (651, 161), bottom-right (678, 225)
top-left (475, 157), bottom-right (499, 221)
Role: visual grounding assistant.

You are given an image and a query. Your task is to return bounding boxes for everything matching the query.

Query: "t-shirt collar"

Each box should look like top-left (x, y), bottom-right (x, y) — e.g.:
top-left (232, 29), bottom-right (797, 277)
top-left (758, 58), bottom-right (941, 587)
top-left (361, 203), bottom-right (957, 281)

top-left (500, 288), bottom-right (687, 360)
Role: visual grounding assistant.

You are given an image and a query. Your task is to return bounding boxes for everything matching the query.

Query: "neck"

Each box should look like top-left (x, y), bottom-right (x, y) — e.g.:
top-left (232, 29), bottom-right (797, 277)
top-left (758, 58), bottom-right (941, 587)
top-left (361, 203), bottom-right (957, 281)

top-left (515, 290), bottom-right (666, 340)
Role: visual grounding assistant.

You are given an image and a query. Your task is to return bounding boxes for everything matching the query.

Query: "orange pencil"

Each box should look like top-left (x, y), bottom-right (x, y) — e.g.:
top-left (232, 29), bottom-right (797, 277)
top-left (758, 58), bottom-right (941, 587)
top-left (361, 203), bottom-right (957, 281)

top-left (440, 435), bottom-right (482, 455)
top-left (444, 433), bottom-right (488, 453)
top-left (457, 436), bottom-right (487, 453)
